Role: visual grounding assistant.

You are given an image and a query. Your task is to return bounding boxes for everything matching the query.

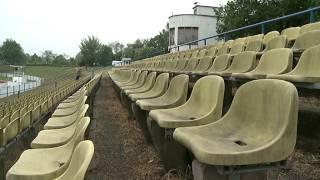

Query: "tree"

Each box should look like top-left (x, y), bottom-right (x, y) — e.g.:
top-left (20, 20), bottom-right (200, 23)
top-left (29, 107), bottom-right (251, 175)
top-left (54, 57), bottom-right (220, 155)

top-left (79, 36), bottom-right (102, 66)
top-left (0, 39), bottom-right (25, 65)
top-left (97, 45), bottom-right (113, 66)
top-left (215, 0), bottom-right (320, 39)
top-left (42, 50), bottom-right (55, 64)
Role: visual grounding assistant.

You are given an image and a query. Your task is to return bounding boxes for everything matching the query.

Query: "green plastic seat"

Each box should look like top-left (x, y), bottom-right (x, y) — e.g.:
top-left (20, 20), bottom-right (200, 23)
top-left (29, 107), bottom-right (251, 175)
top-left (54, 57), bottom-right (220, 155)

top-left (6, 117), bottom-right (90, 180)
top-left (268, 44), bottom-right (320, 82)
top-left (281, 27), bottom-right (300, 42)
top-left (52, 96), bottom-right (87, 117)
top-left (232, 48), bottom-right (293, 79)
top-left (0, 117), bottom-right (19, 146)
top-left (263, 35), bottom-right (288, 52)
top-left (116, 70), bottom-right (141, 87)
top-left (44, 104), bottom-right (88, 129)
top-left (170, 59), bottom-right (188, 72)
top-left (121, 71), bottom-right (148, 90)
top-left (209, 51), bottom-right (257, 77)
top-left (112, 70), bottom-right (135, 84)
top-left (129, 73), bottom-right (169, 102)
top-left (292, 30), bottom-right (320, 52)
top-left (54, 140), bottom-right (94, 180)
top-left (136, 74), bottom-right (189, 111)
top-left (300, 21), bottom-right (320, 34)
top-left (58, 91), bottom-right (86, 109)
top-left (191, 56), bottom-right (214, 74)
top-left (263, 31), bottom-right (280, 44)
top-left (245, 34), bottom-right (264, 44)
top-left (124, 72), bottom-right (157, 95)
top-left (245, 39), bottom-right (263, 52)
top-left (229, 42), bottom-right (245, 56)
top-left (178, 57), bottom-right (199, 73)
top-left (149, 75), bottom-right (224, 128)
top-left (205, 54), bottom-right (232, 75)
top-left (174, 79), bottom-right (298, 165)
top-left (206, 46), bottom-right (218, 57)
top-left (216, 45), bottom-right (230, 56)
top-left (31, 105), bottom-right (88, 148)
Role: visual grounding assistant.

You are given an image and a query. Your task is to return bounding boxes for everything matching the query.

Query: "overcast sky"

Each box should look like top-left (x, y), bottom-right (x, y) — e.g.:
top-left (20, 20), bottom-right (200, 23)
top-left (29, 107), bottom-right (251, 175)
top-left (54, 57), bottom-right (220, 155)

top-left (0, 0), bottom-right (229, 57)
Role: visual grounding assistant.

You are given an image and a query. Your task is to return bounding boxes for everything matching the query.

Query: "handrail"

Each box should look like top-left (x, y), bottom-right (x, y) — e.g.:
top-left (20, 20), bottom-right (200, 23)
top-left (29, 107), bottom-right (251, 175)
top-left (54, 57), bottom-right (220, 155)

top-left (169, 6), bottom-right (320, 52)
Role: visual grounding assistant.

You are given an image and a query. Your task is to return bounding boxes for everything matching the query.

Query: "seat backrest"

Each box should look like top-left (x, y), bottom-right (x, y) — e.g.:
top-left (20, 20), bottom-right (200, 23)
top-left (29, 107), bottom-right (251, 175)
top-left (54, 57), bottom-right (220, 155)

top-left (149, 73), bottom-right (169, 94)
top-left (183, 57), bottom-right (199, 71)
top-left (142, 72), bottom-right (157, 88)
top-left (245, 40), bottom-right (263, 52)
top-left (263, 31), bottom-right (280, 44)
top-left (161, 74), bottom-right (189, 105)
top-left (264, 35), bottom-right (288, 51)
top-left (221, 79), bottom-right (297, 157)
top-left (251, 48), bottom-right (293, 74)
top-left (229, 42), bottom-right (245, 55)
top-left (55, 141), bottom-right (94, 180)
top-left (287, 44), bottom-right (320, 76)
top-left (207, 47), bottom-right (218, 57)
top-left (191, 50), bottom-right (199, 58)
top-left (134, 71), bottom-right (148, 86)
top-left (300, 21), bottom-right (320, 34)
top-left (246, 34), bottom-right (264, 44)
top-left (216, 45), bottom-right (230, 56)
top-left (234, 37), bottom-right (247, 44)
top-left (207, 54), bottom-right (232, 72)
top-left (194, 56), bottom-right (214, 71)
top-left (225, 40), bottom-right (234, 47)
top-left (197, 49), bottom-right (207, 58)
top-left (214, 41), bottom-right (225, 49)
top-left (224, 51), bottom-right (257, 73)
top-left (182, 75), bottom-right (225, 122)
top-left (292, 30), bottom-right (320, 50)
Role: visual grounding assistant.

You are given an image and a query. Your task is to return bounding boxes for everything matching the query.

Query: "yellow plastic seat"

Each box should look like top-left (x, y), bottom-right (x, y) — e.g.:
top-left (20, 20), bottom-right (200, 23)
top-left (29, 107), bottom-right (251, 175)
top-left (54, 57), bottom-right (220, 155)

top-left (206, 46), bottom-right (218, 57)
top-left (116, 70), bottom-right (141, 87)
top-left (232, 48), bottom-right (292, 79)
top-left (191, 56), bottom-right (214, 74)
top-left (44, 104), bottom-right (88, 130)
top-left (281, 27), bottom-right (300, 42)
top-left (292, 30), bottom-right (320, 52)
top-left (233, 37), bottom-right (247, 44)
top-left (54, 140), bottom-right (94, 180)
top-left (245, 39), bottom-right (263, 52)
top-left (209, 51), bottom-right (257, 77)
top-left (129, 73), bottom-right (169, 102)
top-left (136, 74), bottom-right (189, 111)
top-left (216, 45), bottom-right (230, 56)
top-left (178, 57), bottom-right (199, 73)
top-left (52, 96), bottom-right (87, 117)
top-left (263, 35), bottom-right (288, 51)
top-left (174, 79), bottom-right (298, 165)
top-left (300, 21), bottom-right (320, 34)
top-left (246, 34), bottom-right (264, 43)
top-left (171, 59), bottom-right (188, 72)
top-left (58, 92), bottom-right (86, 109)
top-left (121, 71), bottom-right (148, 90)
top-left (268, 44), bottom-right (320, 82)
top-left (124, 72), bottom-right (157, 95)
top-left (229, 42), bottom-right (245, 56)
top-left (20, 111), bottom-right (31, 132)
top-left (0, 117), bottom-right (19, 146)
top-left (263, 31), bottom-right (280, 44)
top-left (206, 54), bottom-right (232, 75)
top-left (149, 75), bottom-right (224, 128)
top-left (31, 105), bottom-right (88, 148)
top-left (6, 117), bottom-right (90, 180)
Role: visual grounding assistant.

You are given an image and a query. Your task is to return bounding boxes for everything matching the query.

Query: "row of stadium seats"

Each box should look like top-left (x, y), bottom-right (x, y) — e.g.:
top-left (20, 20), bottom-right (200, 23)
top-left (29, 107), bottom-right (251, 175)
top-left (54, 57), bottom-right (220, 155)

top-left (0, 76), bottom-right (91, 146)
top-left (6, 74), bottom-right (102, 180)
top-left (108, 22), bottom-right (320, 178)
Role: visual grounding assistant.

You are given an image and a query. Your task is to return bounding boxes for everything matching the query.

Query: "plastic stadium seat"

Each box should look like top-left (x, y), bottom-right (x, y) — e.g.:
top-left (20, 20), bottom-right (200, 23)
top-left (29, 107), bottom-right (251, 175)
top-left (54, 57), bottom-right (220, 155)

top-left (209, 51), bottom-right (257, 77)
top-left (197, 49), bottom-right (208, 58)
top-left (233, 37), bottom-right (247, 44)
top-left (116, 70), bottom-right (141, 87)
top-left (245, 39), bottom-right (263, 52)
top-left (191, 56), bottom-right (214, 74)
top-left (44, 104), bottom-right (88, 130)
top-left (268, 44), bottom-right (320, 83)
top-left (124, 72), bottom-right (157, 95)
top-left (6, 117), bottom-right (90, 180)
top-left (136, 74), bottom-right (189, 111)
top-left (206, 46), bottom-right (218, 57)
top-left (205, 54), bottom-right (232, 75)
top-left (246, 34), bottom-right (264, 44)
top-left (121, 71), bottom-right (148, 90)
top-left (149, 75), bottom-right (224, 128)
top-left (174, 79), bottom-right (298, 165)
top-left (216, 44), bottom-right (230, 56)
top-left (0, 117), bottom-right (19, 146)
top-left (229, 42), bottom-right (245, 56)
top-left (300, 21), bottom-right (320, 34)
top-left (54, 141), bottom-right (94, 180)
top-left (264, 35), bottom-right (288, 51)
top-left (177, 57), bottom-right (199, 73)
top-left (52, 96), bottom-right (87, 117)
top-left (58, 90), bottom-right (86, 109)
top-left (129, 73), bottom-right (169, 102)
top-left (171, 59), bottom-right (188, 72)
top-left (31, 105), bottom-right (88, 148)
top-left (232, 48), bottom-right (293, 79)
top-left (263, 31), bottom-right (280, 44)
top-left (292, 30), bottom-right (320, 52)
top-left (20, 111), bottom-right (31, 132)
top-left (281, 27), bottom-right (301, 42)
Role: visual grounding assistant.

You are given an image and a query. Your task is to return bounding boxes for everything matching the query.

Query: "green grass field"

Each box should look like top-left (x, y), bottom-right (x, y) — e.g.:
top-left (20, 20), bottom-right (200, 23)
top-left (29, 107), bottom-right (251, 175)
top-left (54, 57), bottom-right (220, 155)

top-left (24, 66), bottom-right (76, 80)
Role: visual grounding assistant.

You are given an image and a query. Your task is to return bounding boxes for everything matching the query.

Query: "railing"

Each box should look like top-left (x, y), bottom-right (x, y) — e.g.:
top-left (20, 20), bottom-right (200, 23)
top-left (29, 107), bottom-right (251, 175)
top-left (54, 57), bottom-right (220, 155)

top-left (169, 6), bottom-right (320, 52)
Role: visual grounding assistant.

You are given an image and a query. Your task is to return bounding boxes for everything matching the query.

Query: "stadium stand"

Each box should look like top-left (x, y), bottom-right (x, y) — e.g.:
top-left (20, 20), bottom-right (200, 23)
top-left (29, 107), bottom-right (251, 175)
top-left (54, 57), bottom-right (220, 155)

top-left (109, 20), bottom-right (320, 179)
